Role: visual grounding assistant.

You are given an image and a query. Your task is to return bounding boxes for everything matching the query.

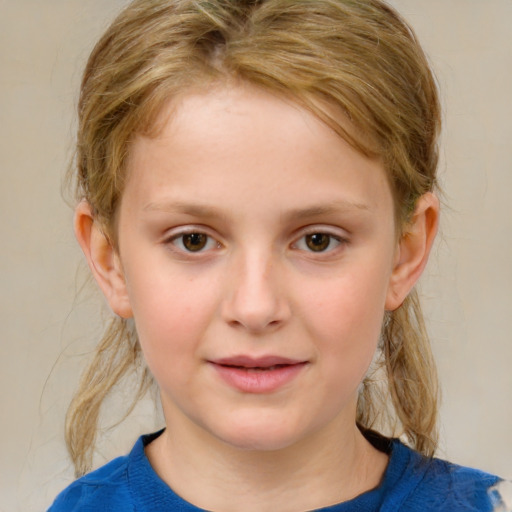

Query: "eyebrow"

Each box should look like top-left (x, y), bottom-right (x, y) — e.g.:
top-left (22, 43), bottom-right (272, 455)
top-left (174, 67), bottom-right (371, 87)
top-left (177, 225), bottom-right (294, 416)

top-left (142, 199), bottom-right (370, 220)
top-left (284, 201), bottom-right (370, 220)
top-left (143, 201), bottom-right (228, 220)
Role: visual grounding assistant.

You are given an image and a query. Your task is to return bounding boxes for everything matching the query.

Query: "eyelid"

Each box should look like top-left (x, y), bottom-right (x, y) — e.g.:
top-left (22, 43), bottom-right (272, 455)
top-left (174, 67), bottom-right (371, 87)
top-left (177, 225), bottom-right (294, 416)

top-left (161, 224), bottom-right (348, 255)
top-left (294, 225), bottom-right (349, 240)
top-left (164, 226), bottom-right (222, 253)
top-left (291, 226), bottom-right (349, 254)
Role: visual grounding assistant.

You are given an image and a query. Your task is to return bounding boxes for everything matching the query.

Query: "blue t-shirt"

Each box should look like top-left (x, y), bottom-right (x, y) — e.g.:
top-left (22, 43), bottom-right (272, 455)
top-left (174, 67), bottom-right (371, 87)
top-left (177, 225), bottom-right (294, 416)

top-left (48, 430), bottom-right (502, 511)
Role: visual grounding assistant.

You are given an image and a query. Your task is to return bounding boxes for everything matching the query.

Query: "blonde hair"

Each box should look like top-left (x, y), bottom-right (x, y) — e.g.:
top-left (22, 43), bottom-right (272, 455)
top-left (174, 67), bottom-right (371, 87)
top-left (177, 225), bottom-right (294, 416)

top-left (67, 0), bottom-right (441, 476)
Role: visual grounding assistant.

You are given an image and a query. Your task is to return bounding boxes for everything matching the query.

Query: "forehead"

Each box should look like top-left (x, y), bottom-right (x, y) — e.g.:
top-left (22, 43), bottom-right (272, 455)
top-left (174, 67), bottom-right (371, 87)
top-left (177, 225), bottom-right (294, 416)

top-left (123, 83), bottom-right (393, 222)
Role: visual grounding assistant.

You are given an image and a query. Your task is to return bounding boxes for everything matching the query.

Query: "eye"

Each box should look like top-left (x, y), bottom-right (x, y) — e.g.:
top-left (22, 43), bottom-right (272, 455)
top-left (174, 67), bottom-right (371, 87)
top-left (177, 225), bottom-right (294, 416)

top-left (294, 232), bottom-right (343, 253)
top-left (171, 232), bottom-right (218, 252)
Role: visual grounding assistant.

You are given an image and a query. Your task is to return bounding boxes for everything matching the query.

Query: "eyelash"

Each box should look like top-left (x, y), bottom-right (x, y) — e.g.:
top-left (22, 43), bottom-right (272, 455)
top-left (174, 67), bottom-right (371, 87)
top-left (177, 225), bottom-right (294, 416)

top-left (168, 231), bottom-right (220, 253)
top-left (292, 232), bottom-right (345, 254)
top-left (166, 229), bottom-right (346, 255)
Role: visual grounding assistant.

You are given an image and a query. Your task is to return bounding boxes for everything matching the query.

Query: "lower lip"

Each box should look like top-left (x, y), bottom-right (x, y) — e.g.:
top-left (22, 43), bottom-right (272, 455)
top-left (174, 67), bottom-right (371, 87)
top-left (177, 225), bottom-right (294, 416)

top-left (211, 362), bottom-right (308, 393)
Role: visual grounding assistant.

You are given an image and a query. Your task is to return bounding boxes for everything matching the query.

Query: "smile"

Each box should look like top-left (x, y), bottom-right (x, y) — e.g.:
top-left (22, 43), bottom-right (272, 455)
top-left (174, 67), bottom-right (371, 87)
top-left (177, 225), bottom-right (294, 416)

top-left (208, 356), bottom-right (308, 394)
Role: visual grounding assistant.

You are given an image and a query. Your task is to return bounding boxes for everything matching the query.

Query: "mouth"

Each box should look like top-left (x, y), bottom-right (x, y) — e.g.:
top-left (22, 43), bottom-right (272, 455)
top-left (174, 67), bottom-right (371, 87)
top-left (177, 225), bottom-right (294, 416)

top-left (223, 364), bottom-right (295, 371)
top-left (208, 356), bottom-right (308, 393)
top-left (212, 355), bottom-right (306, 368)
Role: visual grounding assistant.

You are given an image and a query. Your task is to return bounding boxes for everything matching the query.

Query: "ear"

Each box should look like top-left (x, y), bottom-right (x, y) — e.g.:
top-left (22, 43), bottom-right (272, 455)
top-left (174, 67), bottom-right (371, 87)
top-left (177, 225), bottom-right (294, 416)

top-left (74, 201), bottom-right (133, 318)
top-left (385, 192), bottom-right (439, 311)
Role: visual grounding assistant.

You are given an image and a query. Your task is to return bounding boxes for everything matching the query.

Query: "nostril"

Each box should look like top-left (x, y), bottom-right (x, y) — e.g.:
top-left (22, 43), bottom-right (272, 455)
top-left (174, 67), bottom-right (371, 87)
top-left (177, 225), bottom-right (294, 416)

top-left (226, 316), bottom-right (283, 333)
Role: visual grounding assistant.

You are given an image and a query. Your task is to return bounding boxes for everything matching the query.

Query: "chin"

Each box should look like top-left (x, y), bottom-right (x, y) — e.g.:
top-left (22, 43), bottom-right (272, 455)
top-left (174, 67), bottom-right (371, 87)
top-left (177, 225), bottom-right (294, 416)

top-left (207, 414), bottom-right (310, 453)
top-left (219, 432), bottom-right (300, 453)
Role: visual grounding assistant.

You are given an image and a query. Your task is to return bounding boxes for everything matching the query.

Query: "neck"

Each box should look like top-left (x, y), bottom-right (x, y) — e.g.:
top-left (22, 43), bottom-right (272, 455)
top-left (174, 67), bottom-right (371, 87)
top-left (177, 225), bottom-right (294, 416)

top-left (146, 413), bottom-right (388, 511)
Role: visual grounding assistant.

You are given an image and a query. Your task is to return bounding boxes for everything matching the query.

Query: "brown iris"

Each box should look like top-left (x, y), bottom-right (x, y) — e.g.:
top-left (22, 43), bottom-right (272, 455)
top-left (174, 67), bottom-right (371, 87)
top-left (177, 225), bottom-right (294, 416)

top-left (305, 233), bottom-right (331, 252)
top-left (182, 233), bottom-right (208, 251)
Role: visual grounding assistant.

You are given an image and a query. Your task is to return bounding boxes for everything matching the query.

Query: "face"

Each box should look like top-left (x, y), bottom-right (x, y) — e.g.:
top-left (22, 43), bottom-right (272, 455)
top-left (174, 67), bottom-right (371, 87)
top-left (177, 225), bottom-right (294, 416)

top-left (115, 83), bottom-right (399, 451)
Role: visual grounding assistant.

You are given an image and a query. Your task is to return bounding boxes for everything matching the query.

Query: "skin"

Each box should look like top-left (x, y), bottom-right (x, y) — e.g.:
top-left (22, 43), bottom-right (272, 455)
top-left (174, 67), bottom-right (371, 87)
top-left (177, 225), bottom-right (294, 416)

top-left (76, 82), bottom-right (439, 511)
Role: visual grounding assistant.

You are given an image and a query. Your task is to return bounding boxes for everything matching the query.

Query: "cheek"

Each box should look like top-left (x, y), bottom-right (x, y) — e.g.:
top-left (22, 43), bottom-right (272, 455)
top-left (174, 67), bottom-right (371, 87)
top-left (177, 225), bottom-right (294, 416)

top-left (301, 265), bottom-right (389, 376)
top-left (307, 266), bottom-right (388, 332)
top-left (124, 265), bottom-right (220, 379)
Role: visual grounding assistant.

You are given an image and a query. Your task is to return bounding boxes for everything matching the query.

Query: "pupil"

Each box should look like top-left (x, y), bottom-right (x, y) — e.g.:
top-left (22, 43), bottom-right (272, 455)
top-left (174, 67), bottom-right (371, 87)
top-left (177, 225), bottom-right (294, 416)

top-left (183, 233), bottom-right (207, 251)
top-left (306, 233), bottom-right (330, 252)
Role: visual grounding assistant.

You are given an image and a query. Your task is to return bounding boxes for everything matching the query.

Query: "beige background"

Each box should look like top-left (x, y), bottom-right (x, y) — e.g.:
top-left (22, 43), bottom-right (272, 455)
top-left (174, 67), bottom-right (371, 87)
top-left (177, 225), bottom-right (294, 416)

top-left (1, 1), bottom-right (511, 510)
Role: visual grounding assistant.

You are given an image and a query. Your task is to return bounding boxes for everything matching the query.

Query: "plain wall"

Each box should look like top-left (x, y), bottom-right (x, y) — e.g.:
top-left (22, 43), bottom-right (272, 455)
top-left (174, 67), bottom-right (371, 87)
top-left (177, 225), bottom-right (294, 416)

top-left (1, 1), bottom-right (511, 510)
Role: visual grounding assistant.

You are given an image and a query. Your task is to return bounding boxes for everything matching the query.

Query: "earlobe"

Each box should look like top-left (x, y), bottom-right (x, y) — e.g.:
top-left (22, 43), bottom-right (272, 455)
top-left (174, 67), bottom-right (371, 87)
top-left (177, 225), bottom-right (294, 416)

top-left (74, 201), bottom-right (133, 318)
top-left (385, 192), bottom-right (439, 311)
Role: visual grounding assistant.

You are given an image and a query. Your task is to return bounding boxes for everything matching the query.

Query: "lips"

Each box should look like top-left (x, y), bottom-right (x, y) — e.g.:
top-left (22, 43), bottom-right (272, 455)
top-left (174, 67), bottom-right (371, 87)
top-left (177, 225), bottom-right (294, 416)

top-left (213, 355), bottom-right (305, 368)
top-left (208, 355), bottom-right (308, 393)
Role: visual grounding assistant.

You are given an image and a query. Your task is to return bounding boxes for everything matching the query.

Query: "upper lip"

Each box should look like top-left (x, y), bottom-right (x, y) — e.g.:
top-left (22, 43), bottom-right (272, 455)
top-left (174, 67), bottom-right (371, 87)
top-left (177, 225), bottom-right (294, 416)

top-left (210, 355), bottom-right (307, 368)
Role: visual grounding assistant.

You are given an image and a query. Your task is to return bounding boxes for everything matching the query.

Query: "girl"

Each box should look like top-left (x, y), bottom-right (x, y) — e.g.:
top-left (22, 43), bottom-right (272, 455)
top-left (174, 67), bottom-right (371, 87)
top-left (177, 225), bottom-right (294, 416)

top-left (49, 0), bottom-right (504, 510)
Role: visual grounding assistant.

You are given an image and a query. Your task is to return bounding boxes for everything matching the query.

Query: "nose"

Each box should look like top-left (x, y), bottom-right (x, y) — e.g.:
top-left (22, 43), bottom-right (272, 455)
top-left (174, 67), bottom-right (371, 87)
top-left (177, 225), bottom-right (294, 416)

top-left (221, 249), bottom-right (290, 333)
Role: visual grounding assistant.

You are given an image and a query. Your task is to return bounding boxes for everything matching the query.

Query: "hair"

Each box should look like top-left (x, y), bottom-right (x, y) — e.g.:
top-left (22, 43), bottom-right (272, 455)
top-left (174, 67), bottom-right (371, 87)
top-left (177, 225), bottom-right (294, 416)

top-left (66, 0), bottom-right (441, 476)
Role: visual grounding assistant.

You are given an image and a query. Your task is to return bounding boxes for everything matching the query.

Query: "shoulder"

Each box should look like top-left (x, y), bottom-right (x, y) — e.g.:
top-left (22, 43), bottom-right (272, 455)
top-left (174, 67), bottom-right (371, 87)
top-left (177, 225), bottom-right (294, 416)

top-left (389, 441), bottom-right (502, 512)
top-left (414, 457), bottom-right (500, 510)
top-left (47, 455), bottom-right (133, 512)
